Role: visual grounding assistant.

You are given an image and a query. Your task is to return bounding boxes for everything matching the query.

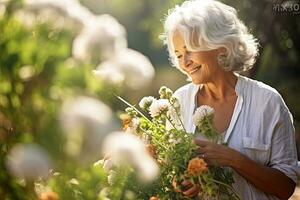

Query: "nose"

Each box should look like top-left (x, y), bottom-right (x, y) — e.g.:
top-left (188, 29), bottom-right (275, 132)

top-left (184, 54), bottom-right (193, 68)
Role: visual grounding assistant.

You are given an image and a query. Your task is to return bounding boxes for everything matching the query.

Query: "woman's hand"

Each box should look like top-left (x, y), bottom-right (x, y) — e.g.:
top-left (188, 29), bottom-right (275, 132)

top-left (181, 180), bottom-right (201, 198)
top-left (172, 177), bottom-right (201, 198)
top-left (195, 138), bottom-right (296, 199)
top-left (194, 138), bottom-right (239, 167)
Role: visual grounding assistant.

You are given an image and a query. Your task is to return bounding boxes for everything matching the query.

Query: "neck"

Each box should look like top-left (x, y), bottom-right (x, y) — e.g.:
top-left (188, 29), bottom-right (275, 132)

top-left (202, 72), bottom-right (238, 101)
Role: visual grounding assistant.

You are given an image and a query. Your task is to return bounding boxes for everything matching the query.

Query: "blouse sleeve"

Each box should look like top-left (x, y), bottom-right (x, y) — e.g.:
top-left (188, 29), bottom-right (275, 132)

top-left (268, 96), bottom-right (299, 183)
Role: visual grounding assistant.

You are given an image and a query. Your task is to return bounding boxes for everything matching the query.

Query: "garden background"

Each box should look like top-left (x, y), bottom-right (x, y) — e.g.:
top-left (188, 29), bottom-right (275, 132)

top-left (1, 0), bottom-right (300, 199)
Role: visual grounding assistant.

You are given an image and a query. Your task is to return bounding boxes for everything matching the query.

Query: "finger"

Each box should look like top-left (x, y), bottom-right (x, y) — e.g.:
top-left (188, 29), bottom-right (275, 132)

top-left (183, 185), bottom-right (200, 197)
top-left (181, 180), bottom-right (192, 187)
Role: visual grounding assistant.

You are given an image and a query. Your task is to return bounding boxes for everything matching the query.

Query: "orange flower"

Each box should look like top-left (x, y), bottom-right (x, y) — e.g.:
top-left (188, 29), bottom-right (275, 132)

top-left (38, 191), bottom-right (59, 200)
top-left (120, 114), bottom-right (132, 131)
top-left (187, 158), bottom-right (208, 176)
top-left (149, 196), bottom-right (160, 200)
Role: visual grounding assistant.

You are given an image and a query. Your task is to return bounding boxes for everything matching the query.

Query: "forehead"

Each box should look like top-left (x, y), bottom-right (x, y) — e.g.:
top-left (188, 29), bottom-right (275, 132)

top-left (172, 30), bottom-right (186, 51)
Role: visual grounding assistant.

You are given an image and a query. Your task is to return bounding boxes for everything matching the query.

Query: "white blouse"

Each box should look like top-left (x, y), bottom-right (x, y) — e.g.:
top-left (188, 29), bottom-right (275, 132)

top-left (173, 74), bottom-right (299, 200)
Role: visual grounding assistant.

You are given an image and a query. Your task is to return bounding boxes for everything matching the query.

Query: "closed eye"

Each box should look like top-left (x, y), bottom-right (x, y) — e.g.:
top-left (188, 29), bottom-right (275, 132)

top-left (177, 55), bottom-right (182, 59)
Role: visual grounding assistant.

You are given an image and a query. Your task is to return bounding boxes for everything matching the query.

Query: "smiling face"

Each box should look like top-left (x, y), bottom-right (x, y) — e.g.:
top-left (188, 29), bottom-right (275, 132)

top-left (172, 30), bottom-right (223, 85)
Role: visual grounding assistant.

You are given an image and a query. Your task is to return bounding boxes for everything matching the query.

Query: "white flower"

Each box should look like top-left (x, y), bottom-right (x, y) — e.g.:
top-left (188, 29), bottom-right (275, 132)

top-left (149, 99), bottom-right (170, 118)
top-left (24, 0), bottom-right (93, 25)
top-left (13, 10), bottom-right (36, 29)
top-left (139, 96), bottom-right (156, 111)
top-left (168, 138), bottom-right (182, 145)
top-left (23, 1), bottom-right (127, 63)
top-left (69, 178), bottom-right (79, 185)
top-left (159, 86), bottom-right (173, 99)
top-left (98, 187), bottom-right (110, 200)
top-left (0, 3), bottom-right (6, 18)
top-left (93, 159), bottom-right (104, 167)
top-left (94, 48), bottom-right (155, 90)
top-left (34, 182), bottom-right (52, 198)
top-left (192, 105), bottom-right (214, 125)
top-left (72, 14), bottom-right (127, 62)
top-left (22, 0), bottom-right (88, 30)
top-left (107, 170), bottom-right (116, 185)
top-left (93, 158), bottom-right (114, 172)
top-left (102, 132), bottom-right (159, 182)
top-left (18, 65), bottom-right (35, 81)
top-left (103, 158), bottom-right (114, 172)
top-left (6, 144), bottom-right (52, 180)
top-left (60, 96), bottom-right (116, 163)
top-left (93, 64), bottom-right (125, 85)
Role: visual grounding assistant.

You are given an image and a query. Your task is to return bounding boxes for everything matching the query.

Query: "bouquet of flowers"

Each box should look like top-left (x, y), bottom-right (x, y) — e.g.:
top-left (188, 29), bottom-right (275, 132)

top-left (118, 86), bottom-right (240, 200)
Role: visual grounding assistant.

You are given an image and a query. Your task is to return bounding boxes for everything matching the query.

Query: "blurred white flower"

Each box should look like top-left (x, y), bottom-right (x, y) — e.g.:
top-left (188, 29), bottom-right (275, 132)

top-left (21, 0), bottom-right (128, 63)
top-left (34, 182), bottom-right (52, 198)
top-left (24, 0), bottom-right (93, 24)
top-left (72, 14), bottom-right (127, 62)
top-left (60, 96), bottom-right (116, 163)
top-left (19, 0), bottom-right (87, 31)
top-left (103, 158), bottom-right (114, 172)
top-left (94, 48), bottom-right (155, 90)
top-left (92, 63), bottom-right (125, 85)
top-left (13, 9), bottom-right (36, 29)
top-left (18, 65), bottom-right (35, 81)
top-left (107, 170), bottom-right (116, 185)
top-left (6, 144), bottom-right (52, 180)
top-left (192, 105), bottom-right (214, 125)
top-left (139, 96), bottom-right (156, 111)
top-left (98, 187), bottom-right (110, 200)
top-left (102, 132), bottom-right (159, 182)
top-left (149, 99), bottom-right (170, 118)
top-left (0, 3), bottom-right (5, 17)
top-left (93, 159), bottom-right (104, 167)
top-left (69, 178), bottom-right (79, 185)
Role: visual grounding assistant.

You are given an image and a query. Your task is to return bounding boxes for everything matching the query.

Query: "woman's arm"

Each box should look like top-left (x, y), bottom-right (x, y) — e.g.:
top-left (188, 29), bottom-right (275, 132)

top-left (233, 150), bottom-right (295, 199)
top-left (195, 139), bottom-right (296, 199)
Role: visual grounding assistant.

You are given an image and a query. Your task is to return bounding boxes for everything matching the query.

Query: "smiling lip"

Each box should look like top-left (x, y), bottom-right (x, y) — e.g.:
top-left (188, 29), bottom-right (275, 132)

top-left (190, 65), bottom-right (201, 75)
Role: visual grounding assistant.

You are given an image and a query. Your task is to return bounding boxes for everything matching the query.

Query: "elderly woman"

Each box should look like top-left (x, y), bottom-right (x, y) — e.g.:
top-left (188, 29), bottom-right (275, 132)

top-left (162, 0), bottom-right (299, 199)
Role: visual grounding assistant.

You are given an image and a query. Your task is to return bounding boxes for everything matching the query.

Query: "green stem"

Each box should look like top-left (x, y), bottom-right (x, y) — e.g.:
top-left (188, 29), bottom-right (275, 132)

top-left (165, 115), bottom-right (176, 130)
top-left (177, 114), bottom-right (186, 132)
top-left (116, 95), bottom-right (154, 125)
top-left (210, 179), bottom-right (240, 200)
top-left (169, 100), bottom-right (187, 132)
top-left (139, 127), bottom-right (168, 152)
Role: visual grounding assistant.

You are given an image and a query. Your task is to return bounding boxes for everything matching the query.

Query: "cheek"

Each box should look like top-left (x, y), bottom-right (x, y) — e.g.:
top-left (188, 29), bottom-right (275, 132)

top-left (178, 62), bottom-right (188, 73)
top-left (195, 51), bottom-right (217, 64)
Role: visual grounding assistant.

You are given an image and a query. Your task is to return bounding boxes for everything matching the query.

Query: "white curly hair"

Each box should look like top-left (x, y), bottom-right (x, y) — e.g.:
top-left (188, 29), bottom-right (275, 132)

top-left (161, 0), bottom-right (259, 73)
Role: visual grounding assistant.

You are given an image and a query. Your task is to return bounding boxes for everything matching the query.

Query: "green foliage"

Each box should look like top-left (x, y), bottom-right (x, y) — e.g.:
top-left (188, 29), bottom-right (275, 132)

top-left (0, 2), bottom-right (119, 199)
top-left (47, 165), bottom-right (107, 200)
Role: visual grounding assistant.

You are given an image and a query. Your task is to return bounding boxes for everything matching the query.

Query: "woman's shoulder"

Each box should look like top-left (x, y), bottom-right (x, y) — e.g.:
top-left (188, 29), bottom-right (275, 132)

top-left (239, 76), bottom-right (280, 99)
top-left (238, 75), bottom-right (289, 113)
